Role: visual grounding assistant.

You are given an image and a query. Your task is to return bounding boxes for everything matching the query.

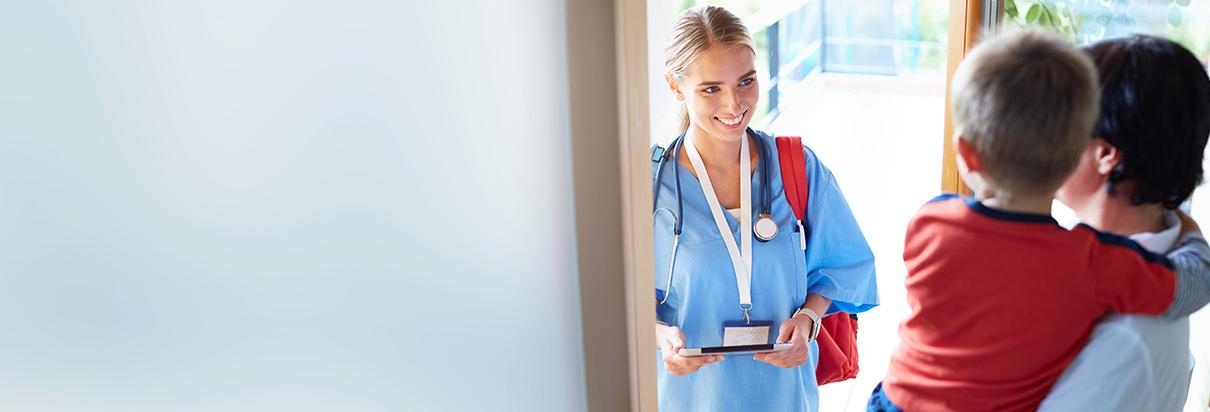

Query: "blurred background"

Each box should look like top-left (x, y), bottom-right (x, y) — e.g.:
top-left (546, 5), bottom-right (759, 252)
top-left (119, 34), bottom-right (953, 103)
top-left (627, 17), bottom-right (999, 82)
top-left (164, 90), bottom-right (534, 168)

top-left (1, 1), bottom-right (592, 411)
top-left (1, 0), bottom-right (1208, 411)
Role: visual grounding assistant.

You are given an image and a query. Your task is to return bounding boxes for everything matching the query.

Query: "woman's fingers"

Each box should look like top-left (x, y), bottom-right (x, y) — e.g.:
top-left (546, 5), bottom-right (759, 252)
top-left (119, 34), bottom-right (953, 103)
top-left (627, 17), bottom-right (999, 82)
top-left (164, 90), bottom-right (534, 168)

top-left (662, 338), bottom-right (682, 353)
top-left (757, 342), bottom-right (808, 368)
top-left (755, 317), bottom-right (812, 367)
top-left (761, 355), bottom-right (804, 368)
top-left (677, 354), bottom-right (721, 366)
top-left (658, 325), bottom-right (725, 375)
top-left (762, 348), bottom-right (792, 363)
top-left (664, 352), bottom-right (723, 376)
top-left (776, 321), bottom-right (798, 343)
top-left (656, 325), bottom-right (687, 353)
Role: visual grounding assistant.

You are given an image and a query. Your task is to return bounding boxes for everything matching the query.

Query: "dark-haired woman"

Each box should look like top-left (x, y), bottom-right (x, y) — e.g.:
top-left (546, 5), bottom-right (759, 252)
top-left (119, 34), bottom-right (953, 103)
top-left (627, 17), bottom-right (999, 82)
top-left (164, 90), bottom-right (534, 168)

top-left (1044, 35), bottom-right (1210, 411)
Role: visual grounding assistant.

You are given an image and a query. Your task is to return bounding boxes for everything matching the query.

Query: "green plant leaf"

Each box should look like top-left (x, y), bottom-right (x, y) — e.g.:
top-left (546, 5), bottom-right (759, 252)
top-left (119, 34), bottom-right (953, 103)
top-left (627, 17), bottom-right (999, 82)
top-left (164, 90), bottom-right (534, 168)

top-left (1005, 0), bottom-right (1020, 18)
top-left (1169, 6), bottom-right (1184, 26)
top-left (1061, 6), bottom-right (1079, 34)
top-left (1039, 5), bottom-right (1055, 28)
top-left (1026, 4), bottom-right (1042, 24)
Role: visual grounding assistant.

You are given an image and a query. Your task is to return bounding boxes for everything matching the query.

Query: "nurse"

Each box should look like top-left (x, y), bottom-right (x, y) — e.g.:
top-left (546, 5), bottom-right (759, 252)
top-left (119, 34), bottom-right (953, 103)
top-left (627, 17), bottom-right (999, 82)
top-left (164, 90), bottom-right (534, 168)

top-left (652, 6), bottom-right (879, 411)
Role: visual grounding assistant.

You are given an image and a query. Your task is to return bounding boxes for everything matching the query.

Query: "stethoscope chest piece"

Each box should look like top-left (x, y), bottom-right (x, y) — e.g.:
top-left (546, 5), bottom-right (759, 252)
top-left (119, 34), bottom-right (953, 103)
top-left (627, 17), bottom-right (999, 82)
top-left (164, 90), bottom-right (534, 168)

top-left (754, 214), bottom-right (778, 241)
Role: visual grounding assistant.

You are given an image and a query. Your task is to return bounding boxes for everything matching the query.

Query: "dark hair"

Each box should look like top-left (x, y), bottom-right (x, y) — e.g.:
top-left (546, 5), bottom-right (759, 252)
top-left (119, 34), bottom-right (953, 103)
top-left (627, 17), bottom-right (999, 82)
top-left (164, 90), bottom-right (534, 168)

top-left (1084, 35), bottom-right (1210, 208)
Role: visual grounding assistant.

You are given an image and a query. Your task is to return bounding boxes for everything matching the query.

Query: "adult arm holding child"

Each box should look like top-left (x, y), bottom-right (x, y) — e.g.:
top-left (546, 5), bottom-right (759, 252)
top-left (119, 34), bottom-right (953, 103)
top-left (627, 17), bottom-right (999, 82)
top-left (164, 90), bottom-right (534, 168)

top-left (1164, 212), bottom-right (1210, 318)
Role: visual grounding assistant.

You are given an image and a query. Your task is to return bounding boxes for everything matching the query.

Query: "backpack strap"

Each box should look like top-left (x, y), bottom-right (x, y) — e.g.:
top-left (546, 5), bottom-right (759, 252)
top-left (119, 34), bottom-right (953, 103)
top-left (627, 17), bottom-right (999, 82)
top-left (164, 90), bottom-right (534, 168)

top-left (776, 136), bottom-right (861, 386)
top-left (775, 136), bottom-right (810, 250)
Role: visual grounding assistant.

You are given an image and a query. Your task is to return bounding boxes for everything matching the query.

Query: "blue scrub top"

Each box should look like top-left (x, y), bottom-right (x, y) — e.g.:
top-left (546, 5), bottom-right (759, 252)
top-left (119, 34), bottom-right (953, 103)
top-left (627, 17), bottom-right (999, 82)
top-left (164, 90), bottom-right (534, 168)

top-left (652, 131), bottom-right (878, 412)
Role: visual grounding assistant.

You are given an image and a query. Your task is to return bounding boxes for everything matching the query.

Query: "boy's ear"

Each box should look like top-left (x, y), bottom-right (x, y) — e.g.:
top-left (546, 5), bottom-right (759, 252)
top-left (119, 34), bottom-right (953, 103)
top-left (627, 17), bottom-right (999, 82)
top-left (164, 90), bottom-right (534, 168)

top-left (1091, 138), bottom-right (1120, 175)
top-left (666, 74), bottom-right (685, 101)
top-left (955, 136), bottom-right (982, 173)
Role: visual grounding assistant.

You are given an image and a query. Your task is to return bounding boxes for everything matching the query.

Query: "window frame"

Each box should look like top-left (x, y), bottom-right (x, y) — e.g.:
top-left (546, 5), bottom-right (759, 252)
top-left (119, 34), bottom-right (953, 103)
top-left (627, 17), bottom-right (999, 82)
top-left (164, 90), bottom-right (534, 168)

top-left (941, 0), bottom-right (992, 195)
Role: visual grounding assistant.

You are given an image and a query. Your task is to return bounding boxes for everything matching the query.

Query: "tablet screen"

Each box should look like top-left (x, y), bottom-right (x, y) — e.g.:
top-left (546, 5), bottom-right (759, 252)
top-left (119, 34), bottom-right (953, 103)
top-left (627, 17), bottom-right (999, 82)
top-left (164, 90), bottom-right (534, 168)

top-left (699, 344), bottom-right (777, 354)
top-left (678, 342), bottom-right (791, 357)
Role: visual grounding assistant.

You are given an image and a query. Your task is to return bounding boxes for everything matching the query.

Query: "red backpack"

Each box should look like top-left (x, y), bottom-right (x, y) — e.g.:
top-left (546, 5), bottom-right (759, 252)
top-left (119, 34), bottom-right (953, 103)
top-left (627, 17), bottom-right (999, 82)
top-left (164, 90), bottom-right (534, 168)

top-left (775, 136), bottom-right (860, 386)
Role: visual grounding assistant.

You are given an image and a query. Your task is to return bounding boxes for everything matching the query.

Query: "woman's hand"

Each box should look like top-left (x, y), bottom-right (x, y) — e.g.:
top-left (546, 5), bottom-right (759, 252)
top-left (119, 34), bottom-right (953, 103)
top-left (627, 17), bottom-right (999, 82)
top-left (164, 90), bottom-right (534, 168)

top-left (656, 323), bottom-right (722, 376)
top-left (1177, 210), bottom-right (1202, 235)
top-left (754, 315), bottom-right (812, 368)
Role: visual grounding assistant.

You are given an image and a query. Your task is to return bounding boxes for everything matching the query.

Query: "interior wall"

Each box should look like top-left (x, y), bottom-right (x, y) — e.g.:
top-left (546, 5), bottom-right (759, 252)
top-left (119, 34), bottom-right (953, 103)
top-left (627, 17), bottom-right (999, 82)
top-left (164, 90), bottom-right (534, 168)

top-left (0, 1), bottom-right (588, 411)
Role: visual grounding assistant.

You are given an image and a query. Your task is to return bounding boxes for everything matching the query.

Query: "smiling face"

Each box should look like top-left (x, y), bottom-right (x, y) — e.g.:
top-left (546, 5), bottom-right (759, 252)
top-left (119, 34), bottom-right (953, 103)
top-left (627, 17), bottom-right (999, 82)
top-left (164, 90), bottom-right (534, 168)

top-left (668, 44), bottom-right (758, 143)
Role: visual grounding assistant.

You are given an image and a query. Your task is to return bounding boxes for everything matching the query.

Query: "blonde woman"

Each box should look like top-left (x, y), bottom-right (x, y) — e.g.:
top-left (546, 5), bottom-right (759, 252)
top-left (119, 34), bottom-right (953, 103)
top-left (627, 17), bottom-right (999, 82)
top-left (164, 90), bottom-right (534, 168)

top-left (651, 6), bottom-right (878, 411)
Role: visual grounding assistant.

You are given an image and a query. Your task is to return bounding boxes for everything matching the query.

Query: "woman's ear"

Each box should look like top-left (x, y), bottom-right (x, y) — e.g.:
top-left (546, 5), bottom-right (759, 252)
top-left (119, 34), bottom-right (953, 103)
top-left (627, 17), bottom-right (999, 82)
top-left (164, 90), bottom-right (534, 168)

top-left (666, 74), bottom-right (685, 101)
top-left (1091, 138), bottom-right (1120, 175)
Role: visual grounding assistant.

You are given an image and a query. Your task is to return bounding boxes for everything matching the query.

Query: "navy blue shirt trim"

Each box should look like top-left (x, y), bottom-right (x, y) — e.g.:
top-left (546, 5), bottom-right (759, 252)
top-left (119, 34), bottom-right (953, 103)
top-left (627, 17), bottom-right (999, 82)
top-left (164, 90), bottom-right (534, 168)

top-left (963, 198), bottom-right (1059, 224)
top-left (1075, 223), bottom-right (1174, 269)
top-left (924, 194), bottom-right (1175, 272)
top-left (928, 194), bottom-right (1059, 225)
top-left (927, 193), bottom-right (962, 204)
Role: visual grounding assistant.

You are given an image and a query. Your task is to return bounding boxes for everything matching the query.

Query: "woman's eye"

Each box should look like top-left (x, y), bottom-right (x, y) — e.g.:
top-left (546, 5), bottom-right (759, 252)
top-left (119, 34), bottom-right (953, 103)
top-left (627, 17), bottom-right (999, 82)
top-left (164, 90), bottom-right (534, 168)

top-left (703, 86), bottom-right (720, 94)
top-left (739, 78), bottom-right (754, 87)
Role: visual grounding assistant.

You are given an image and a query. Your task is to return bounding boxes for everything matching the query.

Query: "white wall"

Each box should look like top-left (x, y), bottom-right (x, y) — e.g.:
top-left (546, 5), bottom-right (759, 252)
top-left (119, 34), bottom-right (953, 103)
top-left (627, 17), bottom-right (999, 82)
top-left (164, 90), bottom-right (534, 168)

top-left (0, 1), bottom-right (587, 411)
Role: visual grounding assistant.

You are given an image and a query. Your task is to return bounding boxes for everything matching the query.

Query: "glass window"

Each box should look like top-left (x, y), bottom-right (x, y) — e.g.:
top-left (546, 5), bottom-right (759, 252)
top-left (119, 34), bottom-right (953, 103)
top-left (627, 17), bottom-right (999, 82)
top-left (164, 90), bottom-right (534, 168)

top-left (1003, 0), bottom-right (1210, 60)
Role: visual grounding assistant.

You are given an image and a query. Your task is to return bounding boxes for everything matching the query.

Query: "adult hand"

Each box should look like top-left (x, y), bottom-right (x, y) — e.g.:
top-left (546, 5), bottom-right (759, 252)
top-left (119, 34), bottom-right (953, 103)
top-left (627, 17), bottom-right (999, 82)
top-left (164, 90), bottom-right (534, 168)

top-left (754, 315), bottom-right (811, 368)
top-left (656, 323), bottom-right (722, 376)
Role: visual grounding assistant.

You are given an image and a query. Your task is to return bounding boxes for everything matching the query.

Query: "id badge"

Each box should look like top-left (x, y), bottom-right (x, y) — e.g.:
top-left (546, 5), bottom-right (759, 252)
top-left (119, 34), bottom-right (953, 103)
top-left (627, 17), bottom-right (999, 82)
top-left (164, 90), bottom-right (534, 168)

top-left (722, 320), bottom-right (773, 346)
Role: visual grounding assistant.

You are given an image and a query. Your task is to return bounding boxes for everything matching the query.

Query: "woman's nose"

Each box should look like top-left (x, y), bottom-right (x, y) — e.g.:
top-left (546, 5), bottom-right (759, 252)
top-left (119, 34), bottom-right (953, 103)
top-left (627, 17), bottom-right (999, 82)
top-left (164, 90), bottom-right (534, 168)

top-left (724, 89), bottom-right (742, 112)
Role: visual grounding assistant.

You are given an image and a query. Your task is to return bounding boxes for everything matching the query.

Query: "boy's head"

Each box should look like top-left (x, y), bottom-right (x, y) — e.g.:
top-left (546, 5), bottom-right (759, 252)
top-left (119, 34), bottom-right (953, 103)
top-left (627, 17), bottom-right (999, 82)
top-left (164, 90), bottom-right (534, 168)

top-left (951, 29), bottom-right (1099, 198)
top-left (1058, 35), bottom-right (1210, 211)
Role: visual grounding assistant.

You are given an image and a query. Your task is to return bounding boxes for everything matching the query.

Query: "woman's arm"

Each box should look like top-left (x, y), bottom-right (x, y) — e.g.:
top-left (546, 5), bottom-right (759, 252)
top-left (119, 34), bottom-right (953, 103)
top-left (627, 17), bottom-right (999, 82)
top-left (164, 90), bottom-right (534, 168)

top-left (1163, 231), bottom-right (1210, 318)
top-left (801, 293), bottom-right (833, 316)
top-left (801, 149), bottom-right (879, 314)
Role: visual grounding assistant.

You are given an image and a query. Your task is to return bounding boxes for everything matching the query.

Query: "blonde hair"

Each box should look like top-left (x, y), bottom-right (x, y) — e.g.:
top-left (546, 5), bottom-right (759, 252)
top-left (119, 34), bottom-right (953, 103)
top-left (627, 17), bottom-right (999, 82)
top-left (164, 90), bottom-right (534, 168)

top-left (664, 6), bottom-right (755, 136)
top-left (951, 28), bottom-right (1099, 196)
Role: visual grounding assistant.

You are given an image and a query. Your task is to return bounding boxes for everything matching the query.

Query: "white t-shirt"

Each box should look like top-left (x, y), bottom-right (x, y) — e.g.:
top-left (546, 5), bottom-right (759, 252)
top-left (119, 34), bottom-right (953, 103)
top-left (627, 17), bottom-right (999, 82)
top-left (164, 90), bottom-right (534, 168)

top-left (1040, 210), bottom-right (1194, 412)
top-left (726, 208), bottom-right (741, 220)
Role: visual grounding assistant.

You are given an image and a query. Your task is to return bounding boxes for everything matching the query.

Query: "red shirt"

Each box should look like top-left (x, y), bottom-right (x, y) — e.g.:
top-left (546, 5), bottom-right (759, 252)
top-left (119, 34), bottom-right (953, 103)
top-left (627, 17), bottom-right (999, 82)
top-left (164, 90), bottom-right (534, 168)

top-left (884, 195), bottom-right (1176, 411)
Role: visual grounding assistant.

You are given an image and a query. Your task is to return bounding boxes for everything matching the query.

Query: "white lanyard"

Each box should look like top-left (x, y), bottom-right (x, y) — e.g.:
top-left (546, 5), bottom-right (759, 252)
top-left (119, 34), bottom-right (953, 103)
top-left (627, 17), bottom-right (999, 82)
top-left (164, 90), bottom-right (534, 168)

top-left (683, 132), bottom-right (754, 322)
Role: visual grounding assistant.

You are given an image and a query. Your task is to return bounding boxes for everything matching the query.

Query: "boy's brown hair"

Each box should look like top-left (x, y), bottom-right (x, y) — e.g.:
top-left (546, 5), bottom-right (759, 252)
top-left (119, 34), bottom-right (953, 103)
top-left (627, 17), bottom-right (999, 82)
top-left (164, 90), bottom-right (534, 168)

top-left (951, 29), bottom-right (1099, 196)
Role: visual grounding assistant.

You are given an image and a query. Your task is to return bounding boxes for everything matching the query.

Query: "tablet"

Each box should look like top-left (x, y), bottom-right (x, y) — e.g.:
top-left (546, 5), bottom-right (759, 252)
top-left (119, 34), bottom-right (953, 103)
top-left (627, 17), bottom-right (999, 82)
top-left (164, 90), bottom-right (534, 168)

top-left (678, 343), bottom-right (792, 357)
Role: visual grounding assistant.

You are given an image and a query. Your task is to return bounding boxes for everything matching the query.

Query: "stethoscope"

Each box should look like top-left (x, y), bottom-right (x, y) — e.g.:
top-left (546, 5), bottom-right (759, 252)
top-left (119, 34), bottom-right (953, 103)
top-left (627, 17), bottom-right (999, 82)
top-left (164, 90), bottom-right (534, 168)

top-left (652, 128), bottom-right (777, 304)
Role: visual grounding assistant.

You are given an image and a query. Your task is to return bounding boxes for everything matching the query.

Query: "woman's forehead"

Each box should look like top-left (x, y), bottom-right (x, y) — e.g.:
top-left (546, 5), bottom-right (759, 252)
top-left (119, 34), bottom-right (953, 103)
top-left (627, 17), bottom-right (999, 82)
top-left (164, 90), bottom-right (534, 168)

top-left (685, 45), bottom-right (755, 80)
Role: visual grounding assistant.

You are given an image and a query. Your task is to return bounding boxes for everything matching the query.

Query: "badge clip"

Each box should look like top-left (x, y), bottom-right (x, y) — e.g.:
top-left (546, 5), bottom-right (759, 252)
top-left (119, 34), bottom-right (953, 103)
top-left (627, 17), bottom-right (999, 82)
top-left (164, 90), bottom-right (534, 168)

top-left (739, 303), bottom-right (753, 324)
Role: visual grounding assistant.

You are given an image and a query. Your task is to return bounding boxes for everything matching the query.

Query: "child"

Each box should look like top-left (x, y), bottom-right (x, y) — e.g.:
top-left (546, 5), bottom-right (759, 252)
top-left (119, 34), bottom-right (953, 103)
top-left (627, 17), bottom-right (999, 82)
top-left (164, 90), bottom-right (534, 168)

top-left (868, 29), bottom-right (1210, 412)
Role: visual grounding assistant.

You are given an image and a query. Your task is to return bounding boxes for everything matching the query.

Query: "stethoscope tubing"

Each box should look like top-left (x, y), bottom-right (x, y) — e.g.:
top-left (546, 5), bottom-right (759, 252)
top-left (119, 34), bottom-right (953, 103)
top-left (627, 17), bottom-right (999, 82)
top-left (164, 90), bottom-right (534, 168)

top-left (652, 128), bottom-right (772, 305)
top-left (653, 129), bottom-right (772, 227)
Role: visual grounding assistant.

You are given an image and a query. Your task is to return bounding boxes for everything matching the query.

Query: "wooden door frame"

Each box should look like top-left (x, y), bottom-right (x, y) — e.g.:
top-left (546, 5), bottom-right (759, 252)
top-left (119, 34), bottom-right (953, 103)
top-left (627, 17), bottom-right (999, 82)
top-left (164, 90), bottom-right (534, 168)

top-left (615, 0), bottom-right (658, 410)
top-left (942, 0), bottom-right (998, 195)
